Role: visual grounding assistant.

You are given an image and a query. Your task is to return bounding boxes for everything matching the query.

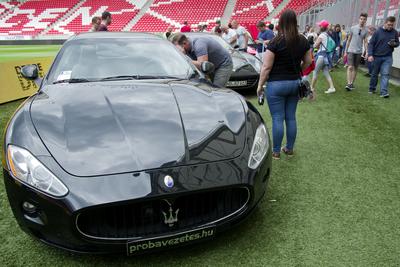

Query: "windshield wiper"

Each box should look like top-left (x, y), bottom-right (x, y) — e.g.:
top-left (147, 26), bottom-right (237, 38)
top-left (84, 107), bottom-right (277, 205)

top-left (136, 75), bottom-right (184, 80)
top-left (100, 75), bottom-right (138, 81)
top-left (101, 75), bottom-right (183, 81)
top-left (53, 78), bottom-right (91, 84)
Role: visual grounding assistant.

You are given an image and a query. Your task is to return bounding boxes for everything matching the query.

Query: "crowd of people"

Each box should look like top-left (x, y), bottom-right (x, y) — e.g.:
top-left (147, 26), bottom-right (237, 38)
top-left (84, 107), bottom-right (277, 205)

top-left (303, 13), bottom-right (399, 98)
top-left (89, 10), bottom-right (399, 160)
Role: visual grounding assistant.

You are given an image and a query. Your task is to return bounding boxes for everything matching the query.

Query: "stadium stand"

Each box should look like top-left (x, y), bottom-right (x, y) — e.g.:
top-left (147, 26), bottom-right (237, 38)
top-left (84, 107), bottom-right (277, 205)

top-left (0, 0), bottom-right (80, 36)
top-left (131, 13), bottom-right (178, 32)
top-left (49, 0), bottom-right (139, 35)
top-left (231, 0), bottom-right (277, 24)
top-left (0, 1), bottom-right (19, 18)
top-left (139, 0), bottom-right (229, 31)
top-left (273, 0), bottom-right (328, 19)
top-left (3, 0), bottom-right (386, 38)
top-left (373, 0), bottom-right (399, 19)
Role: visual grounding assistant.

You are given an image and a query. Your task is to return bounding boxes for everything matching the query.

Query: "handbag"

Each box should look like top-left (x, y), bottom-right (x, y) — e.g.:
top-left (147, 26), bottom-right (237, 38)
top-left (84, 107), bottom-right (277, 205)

top-left (289, 48), bottom-right (312, 99)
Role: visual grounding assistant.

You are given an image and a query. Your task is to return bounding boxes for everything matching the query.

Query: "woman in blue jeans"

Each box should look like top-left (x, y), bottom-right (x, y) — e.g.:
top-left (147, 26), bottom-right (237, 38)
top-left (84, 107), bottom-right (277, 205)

top-left (257, 9), bottom-right (313, 159)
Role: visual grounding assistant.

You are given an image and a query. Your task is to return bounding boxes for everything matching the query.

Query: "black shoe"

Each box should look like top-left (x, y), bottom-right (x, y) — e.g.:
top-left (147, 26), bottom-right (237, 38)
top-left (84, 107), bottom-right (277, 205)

top-left (364, 73), bottom-right (371, 77)
top-left (346, 84), bottom-right (354, 91)
top-left (368, 90), bottom-right (376, 94)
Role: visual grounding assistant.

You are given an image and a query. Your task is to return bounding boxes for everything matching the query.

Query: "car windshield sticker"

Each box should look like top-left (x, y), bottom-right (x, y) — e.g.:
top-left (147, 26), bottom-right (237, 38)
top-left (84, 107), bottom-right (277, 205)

top-left (56, 71), bottom-right (71, 81)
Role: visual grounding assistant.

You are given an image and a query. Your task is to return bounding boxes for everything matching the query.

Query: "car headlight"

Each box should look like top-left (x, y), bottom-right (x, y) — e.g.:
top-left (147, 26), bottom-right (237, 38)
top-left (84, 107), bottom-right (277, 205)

top-left (7, 145), bottom-right (68, 197)
top-left (248, 124), bottom-right (269, 169)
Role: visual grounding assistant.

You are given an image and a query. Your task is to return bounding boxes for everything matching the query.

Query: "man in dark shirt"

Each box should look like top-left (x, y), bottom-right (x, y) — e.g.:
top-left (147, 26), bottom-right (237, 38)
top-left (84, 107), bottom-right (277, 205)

top-left (98, 11), bottom-right (111, 31)
top-left (368, 16), bottom-right (399, 97)
top-left (171, 33), bottom-right (233, 87)
top-left (255, 21), bottom-right (275, 61)
top-left (331, 24), bottom-right (342, 66)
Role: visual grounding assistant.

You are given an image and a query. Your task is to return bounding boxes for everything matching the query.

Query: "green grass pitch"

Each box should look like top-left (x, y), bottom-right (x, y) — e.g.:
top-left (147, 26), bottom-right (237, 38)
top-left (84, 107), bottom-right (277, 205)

top-left (1, 45), bottom-right (400, 266)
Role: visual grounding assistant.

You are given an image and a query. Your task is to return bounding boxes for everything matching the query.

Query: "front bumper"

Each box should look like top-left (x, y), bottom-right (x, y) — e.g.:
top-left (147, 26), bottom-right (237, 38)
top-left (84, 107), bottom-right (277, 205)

top-left (3, 154), bottom-right (271, 254)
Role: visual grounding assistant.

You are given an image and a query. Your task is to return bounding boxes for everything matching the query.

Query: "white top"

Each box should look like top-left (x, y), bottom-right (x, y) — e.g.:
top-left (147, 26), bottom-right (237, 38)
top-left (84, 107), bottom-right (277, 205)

top-left (235, 26), bottom-right (247, 49)
top-left (317, 32), bottom-right (328, 52)
top-left (222, 29), bottom-right (237, 47)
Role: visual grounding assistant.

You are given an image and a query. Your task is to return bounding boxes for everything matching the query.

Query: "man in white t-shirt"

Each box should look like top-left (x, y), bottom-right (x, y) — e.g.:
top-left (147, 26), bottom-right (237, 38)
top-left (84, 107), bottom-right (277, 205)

top-left (222, 26), bottom-right (238, 47)
top-left (231, 20), bottom-right (248, 51)
top-left (344, 13), bottom-right (368, 91)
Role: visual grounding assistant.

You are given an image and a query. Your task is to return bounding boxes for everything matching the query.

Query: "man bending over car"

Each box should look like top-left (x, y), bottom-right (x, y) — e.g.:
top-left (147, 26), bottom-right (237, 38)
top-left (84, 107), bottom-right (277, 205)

top-left (171, 33), bottom-right (233, 87)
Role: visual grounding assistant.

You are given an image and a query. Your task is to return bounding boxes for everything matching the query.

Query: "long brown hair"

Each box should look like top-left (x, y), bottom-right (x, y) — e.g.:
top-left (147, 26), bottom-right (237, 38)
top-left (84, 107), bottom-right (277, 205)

top-left (274, 9), bottom-right (299, 52)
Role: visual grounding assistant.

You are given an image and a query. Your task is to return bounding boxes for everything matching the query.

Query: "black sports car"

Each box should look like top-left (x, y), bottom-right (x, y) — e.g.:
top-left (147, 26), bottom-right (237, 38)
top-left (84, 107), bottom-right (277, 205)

top-left (2, 32), bottom-right (271, 255)
top-left (185, 32), bottom-right (261, 91)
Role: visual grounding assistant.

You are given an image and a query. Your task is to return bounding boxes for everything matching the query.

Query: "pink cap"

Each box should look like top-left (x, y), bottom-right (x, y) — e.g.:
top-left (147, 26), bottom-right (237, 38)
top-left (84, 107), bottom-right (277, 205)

top-left (318, 20), bottom-right (330, 28)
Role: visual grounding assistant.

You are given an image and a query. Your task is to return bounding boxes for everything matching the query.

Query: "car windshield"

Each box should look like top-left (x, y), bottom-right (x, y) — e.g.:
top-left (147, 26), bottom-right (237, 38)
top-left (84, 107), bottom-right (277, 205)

top-left (47, 37), bottom-right (195, 84)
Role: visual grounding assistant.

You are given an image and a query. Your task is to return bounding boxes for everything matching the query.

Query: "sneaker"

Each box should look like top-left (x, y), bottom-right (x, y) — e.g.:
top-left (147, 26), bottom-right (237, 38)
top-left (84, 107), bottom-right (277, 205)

top-left (281, 147), bottom-right (294, 157)
top-left (325, 88), bottom-right (336, 94)
top-left (346, 84), bottom-right (354, 91)
top-left (368, 90), bottom-right (376, 94)
top-left (380, 94), bottom-right (389, 98)
top-left (272, 152), bottom-right (280, 160)
top-left (364, 73), bottom-right (371, 77)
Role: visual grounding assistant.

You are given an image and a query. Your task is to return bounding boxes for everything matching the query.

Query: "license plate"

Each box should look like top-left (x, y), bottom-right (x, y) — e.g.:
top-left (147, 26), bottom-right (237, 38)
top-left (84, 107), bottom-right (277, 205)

top-left (126, 226), bottom-right (216, 255)
top-left (226, 80), bottom-right (248, 87)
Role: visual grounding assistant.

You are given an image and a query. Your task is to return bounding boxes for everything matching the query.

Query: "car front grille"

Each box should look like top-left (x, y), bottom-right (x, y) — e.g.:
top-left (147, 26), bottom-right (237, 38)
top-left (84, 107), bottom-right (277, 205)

top-left (76, 187), bottom-right (250, 240)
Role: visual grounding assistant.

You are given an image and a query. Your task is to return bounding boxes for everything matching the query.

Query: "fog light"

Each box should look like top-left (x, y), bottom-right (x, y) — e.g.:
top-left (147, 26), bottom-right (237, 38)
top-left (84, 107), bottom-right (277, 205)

top-left (22, 201), bottom-right (37, 213)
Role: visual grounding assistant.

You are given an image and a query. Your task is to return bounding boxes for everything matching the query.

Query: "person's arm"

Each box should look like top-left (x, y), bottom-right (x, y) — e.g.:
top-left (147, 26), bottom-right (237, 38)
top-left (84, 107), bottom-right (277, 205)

top-left (314, 36), bottom-right (323, 50)
top-left (230, 33), bottom-right (238, 45)
top-left (256, 50), bottom-right (274, 96)
top-left (363, 35), bottom-right (368, 57)
top-left (192, 55), bottom-right (208, 69)
top-left (301, 49), bottom-right (313, 71)
top-left (244, 31), bottom-right (249, 49)
top-left (393, 30), bottom-right (400, 48)
top-left (191, 41), bottom-right (209, 69)
top-left (344, 31), bottom-right (352, 55)
top-left (367, 31), bottom-right (377, 62)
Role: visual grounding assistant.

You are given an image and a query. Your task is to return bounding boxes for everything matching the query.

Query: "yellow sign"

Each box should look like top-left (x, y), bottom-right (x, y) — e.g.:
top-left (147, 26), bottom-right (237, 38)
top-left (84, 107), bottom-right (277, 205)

top-left (0, 57), bottom-right (53, 104)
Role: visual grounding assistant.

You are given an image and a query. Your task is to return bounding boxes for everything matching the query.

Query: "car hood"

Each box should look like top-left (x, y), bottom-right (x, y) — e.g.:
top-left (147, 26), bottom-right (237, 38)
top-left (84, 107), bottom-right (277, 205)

top-left (30, 81), bottom-right (246, 177)
top-left (230, 50), bottom-right (259, 73)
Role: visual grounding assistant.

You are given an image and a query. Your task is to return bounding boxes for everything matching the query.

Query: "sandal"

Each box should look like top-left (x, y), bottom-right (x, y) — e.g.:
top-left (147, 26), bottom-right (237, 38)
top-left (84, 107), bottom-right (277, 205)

top-left (281, 147), bottom-right (294, 157)
top-left (272, 152), bottom-right (280, 160)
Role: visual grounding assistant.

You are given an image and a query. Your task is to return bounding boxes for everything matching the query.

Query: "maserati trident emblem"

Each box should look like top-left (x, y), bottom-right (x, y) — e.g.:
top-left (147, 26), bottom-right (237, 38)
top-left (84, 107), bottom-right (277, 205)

top-left (164, 175), bottom-right (174, 188)
top-left (162, 200), bottom-right (179, 227)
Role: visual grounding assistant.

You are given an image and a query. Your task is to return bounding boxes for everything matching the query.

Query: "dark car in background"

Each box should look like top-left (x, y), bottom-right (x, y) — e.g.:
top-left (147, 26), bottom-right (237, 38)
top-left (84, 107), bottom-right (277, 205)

top-left (2, 32), bottom-right (271, 255)
top-left (185, 33), bottom-right (262, 91)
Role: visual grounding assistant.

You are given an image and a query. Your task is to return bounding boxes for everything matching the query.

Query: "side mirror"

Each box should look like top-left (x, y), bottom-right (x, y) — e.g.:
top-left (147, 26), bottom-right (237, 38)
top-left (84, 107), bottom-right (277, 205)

top-left (201, 61), bottom-right (215, 74)
top-left (21, 64), bottom-right (39, 80)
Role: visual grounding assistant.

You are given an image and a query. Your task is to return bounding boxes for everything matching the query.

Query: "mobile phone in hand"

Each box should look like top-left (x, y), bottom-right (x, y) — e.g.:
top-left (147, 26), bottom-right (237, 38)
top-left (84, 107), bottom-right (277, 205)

top-left (258, 94), bottom-right (264, 105)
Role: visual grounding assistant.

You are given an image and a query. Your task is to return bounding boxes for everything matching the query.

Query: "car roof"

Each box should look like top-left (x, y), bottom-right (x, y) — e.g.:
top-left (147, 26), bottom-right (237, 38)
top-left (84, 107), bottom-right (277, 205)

top-left (69, 32), bottom-right (163, 41)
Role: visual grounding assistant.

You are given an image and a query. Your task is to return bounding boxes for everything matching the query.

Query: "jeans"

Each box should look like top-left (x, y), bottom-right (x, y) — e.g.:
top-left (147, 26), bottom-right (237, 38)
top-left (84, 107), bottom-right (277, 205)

top-left (369, 56), bottom-right (393, 95)
top-left (367, 61), bottom-right (374, 75)
top-left (213, 62), bottom-right (233, 87)
top-left (265, 80), bottom-right (299, 153)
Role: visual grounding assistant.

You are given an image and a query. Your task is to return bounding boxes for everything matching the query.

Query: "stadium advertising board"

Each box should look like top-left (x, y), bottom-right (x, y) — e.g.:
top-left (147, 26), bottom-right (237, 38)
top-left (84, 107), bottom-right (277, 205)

top-left (0, 57), bottom-right (52, 104)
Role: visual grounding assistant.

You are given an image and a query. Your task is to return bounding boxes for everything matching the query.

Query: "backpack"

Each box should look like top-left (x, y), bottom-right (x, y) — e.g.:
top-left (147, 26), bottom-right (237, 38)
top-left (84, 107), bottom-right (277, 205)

top-left (325, 33), bottom-right (336, 53)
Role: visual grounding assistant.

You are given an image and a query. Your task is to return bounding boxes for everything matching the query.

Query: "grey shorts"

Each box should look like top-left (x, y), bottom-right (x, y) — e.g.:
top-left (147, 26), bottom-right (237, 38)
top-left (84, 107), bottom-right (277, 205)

top-left (347, 53), bottom-right (362, 68)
